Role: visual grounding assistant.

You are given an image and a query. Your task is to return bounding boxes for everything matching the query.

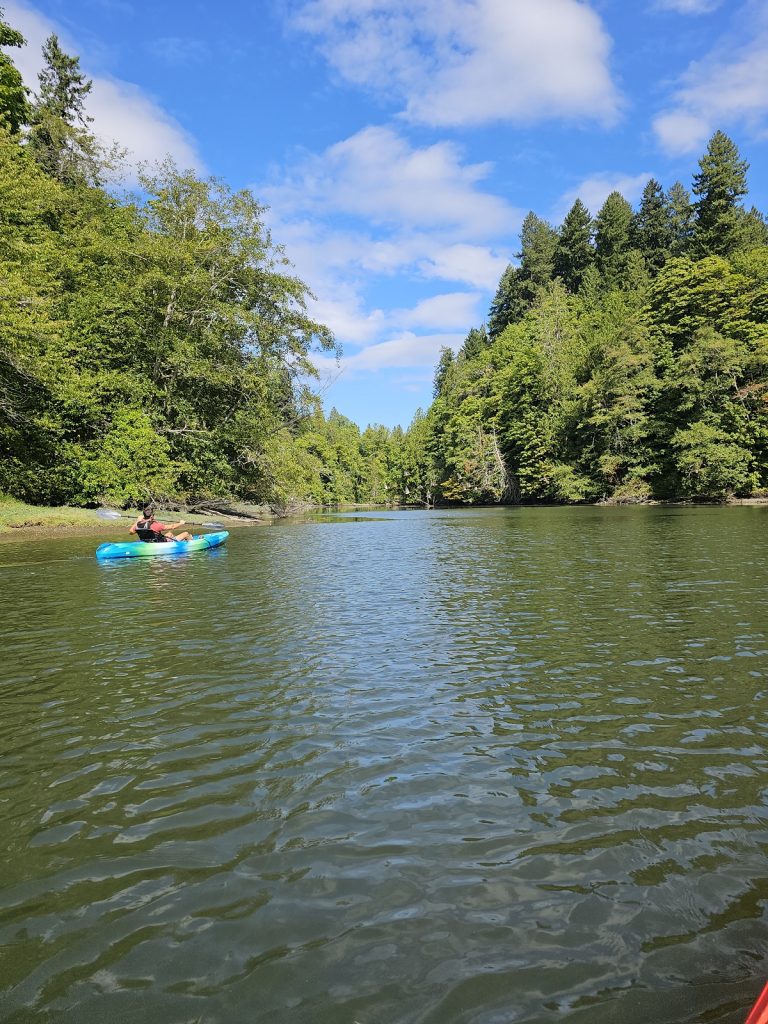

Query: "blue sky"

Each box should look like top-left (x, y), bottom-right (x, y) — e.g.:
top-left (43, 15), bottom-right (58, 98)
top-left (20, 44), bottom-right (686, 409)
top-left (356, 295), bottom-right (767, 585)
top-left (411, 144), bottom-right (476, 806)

top-left (5, 0), bottom-right (768, 429)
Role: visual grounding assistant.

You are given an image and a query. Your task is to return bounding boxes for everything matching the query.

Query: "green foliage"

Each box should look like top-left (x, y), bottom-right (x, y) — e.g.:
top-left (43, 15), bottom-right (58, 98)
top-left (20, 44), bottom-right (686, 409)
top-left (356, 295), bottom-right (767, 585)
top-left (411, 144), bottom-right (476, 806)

top-left (27, 34), bottom-right (101, 185)
top-left (692, 131), bottom-right (750, 257)
top-left (433, 346), bottom-right (455, 397)
top-left (460, 326), bottom-right (489, 361)
top-left (0, 8), bottom-right (29, 134)
top-left (79, 408), bottom-right (181, 506)
top-left (554, 199), bottom-right (594, 293)
top-left (2, 24), bottom-right (767, 527)
top-left (488, 264), bottom-right (522, 340)
top-left (634, 179), bottom-right (674, 275)
top-left (0, 30), bottom-right (374, 513)
top-left (517, 212), bottom-right (558, 308)
top-left (594, 191), bottom-right (636, 289)
top-left (667, 181), bottom-right (694, 255)
top-left (404, 131), bottom-right (767, 507)
top-left (671, 419), bottom-right (753, 497)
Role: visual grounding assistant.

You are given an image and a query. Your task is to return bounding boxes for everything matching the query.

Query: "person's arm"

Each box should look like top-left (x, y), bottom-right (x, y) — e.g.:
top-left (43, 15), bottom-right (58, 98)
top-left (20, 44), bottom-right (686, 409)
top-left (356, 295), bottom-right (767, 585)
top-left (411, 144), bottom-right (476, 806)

top-left (160, 520), bottom-right (185, 532)
top-left (128, 517), bottom-right (141, 535)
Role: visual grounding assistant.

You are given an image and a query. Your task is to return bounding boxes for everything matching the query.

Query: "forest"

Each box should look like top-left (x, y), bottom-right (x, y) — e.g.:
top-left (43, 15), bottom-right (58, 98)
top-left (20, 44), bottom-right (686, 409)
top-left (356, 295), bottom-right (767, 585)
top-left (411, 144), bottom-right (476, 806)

top-left (1, 7), bottom-right (766, 509)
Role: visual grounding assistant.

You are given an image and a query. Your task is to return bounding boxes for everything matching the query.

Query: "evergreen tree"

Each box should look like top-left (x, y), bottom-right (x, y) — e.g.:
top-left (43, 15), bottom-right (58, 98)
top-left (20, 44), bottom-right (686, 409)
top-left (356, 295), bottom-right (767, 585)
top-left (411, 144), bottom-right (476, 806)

top-left (734, 206), bottom-right (768, 250)
top-left (488, 264), bottom-right (523, 339)
top-left (554, 199), bottom-right (594, 293)
top-left (488, 215), bottom-right (558, 338)
top-left (27, 34), bottom-right (99, 184)
top-left (0, 7), bottom-right (29, 134)
top-left (518, 211), bottom-right (557, 299)
top-left (634, 179), bottom-right (673, 274)
top-left (460, 326), bottom-right (489, 361)
top-left (433, 346), bottom-right (455, 396)
top-left (667, 181), bottom-right (694, 255)
top-left (594, 191), bottom-right (635, 288)
top-left (692, 130), bottom-right (749, 257)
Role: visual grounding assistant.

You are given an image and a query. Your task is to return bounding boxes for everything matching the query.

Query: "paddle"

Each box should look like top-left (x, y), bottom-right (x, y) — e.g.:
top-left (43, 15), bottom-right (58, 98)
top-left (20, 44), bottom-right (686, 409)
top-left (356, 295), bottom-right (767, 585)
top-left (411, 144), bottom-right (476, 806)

top-left (96, 510), bottom-right (226, 529)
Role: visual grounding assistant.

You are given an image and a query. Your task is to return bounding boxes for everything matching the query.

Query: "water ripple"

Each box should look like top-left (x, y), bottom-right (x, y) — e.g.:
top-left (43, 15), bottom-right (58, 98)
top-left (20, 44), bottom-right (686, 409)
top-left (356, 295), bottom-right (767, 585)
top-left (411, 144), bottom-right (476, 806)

top-left (1, 507), bottom-right (767, 1024)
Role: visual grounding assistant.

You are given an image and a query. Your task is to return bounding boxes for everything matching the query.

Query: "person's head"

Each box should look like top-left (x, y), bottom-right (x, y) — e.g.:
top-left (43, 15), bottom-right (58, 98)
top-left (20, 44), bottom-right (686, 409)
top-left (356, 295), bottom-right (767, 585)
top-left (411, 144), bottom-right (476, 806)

top-left (142, 507), bottom-right (155, 520)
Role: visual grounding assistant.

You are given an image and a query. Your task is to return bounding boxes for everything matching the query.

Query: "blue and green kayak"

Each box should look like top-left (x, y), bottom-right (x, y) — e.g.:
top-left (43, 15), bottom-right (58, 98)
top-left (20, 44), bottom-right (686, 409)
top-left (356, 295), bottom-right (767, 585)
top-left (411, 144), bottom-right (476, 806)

top-left (96, 531), bottom-right (229, 560)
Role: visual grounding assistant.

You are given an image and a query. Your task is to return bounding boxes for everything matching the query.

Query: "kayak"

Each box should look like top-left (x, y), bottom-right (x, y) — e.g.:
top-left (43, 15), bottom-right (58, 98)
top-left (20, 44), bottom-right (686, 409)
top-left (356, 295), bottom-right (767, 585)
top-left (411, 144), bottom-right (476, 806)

top-left (95, 531), bottom-right (229, 560)
top-left (746, 982), bottom-right (768, 1024)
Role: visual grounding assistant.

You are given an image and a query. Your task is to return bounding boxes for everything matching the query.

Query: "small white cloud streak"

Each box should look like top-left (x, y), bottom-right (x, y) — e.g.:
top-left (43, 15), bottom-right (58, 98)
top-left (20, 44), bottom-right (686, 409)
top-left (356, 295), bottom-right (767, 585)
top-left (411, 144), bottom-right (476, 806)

top-left (555, 171), bottom-right (653, 218)
top-left (5, 0), bottom-right (202, 171)
top-left (654, 0), bottom-right (721, 12)
top-left (653, 25), bottom-right (768, 154)
top-left (393, 291), bottom-right (483, 331)
top-left (312, 331), bottom-right (464, 376)
top-left (292, 0), bottom-right (621, 128)
top-left (146, 37), bottom-right (210, 66)
top-left (418, 244), bottom-right (509, 290)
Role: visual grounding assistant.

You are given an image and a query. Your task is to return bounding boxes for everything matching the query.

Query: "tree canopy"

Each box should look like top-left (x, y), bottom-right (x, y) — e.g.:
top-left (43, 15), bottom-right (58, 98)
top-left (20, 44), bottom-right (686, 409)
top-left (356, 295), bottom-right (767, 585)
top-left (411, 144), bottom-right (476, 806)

top-left (0, 8), bottom-right (765, 515)
top-left (398, 130), bottom-right (768, 506)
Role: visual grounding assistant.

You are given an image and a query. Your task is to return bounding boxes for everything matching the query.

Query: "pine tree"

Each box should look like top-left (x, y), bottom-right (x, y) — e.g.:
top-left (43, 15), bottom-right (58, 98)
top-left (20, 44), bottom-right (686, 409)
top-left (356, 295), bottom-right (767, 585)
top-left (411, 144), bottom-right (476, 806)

top-left (460, 325), bottom-right (489, 361)
top-left (594, 191), bottom-right (635, 288)
top-left (634, 179), bottom-right (673, 274)
top-left (667, 181), bottom-right (694, 255)
top-left (692, 130), bottom-right (749, 257)
top-left (518, 212), bottom-right (557, 293)
top-left (488, 264), bottom-right (524, 339)
top-left (433, 347), bottom-right (455, 397)
top-left (488, 215), bottom-right (558, 336)
top-left (733, 206), bottom-right (768, 251)
top-left (0, 7), bottom-right (29, 134)
top-left (554, 199), bottom-right (594, 293)
top-left (27, 34), bottom-right (98, 184)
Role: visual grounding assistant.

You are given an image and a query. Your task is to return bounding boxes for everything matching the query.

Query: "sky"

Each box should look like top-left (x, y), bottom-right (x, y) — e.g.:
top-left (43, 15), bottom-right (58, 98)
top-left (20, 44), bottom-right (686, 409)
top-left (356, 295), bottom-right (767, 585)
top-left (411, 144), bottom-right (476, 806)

top-left (4, 0), bottom-right (768, 429)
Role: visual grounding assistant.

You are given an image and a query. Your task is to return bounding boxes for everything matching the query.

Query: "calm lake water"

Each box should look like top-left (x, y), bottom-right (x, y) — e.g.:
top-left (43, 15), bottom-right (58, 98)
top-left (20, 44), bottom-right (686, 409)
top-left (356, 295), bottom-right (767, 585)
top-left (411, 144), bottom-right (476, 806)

top-left (1, 506), bottom-right (767, 1024)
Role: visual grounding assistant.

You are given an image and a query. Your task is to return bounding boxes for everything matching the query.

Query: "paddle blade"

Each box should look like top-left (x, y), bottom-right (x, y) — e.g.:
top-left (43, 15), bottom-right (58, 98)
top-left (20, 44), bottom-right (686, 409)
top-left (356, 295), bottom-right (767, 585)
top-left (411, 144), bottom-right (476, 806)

top-left (201, 522), bottom-right (225, 529)
top-left (96, 509), bottom-right (123, 519)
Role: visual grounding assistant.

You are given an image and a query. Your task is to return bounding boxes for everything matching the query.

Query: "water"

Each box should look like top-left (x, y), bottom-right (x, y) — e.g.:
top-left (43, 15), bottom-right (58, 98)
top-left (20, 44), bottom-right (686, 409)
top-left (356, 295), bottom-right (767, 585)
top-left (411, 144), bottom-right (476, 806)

top-left (1, 506), bottom-right (767, 1024)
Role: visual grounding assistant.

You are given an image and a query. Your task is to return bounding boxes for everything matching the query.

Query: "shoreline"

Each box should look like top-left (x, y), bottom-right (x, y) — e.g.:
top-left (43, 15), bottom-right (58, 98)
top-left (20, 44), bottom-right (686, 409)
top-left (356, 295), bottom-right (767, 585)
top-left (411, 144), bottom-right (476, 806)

top-left (1, 494), bottom-right (766, 542)
top-left (0, 501), bottom-right (272, 542)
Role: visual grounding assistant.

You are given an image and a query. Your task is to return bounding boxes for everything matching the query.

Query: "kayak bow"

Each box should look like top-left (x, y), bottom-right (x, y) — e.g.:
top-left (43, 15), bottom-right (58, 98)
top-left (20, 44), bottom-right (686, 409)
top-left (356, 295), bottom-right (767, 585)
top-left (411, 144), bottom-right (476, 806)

top-left (746, 982), bottom-right (768, 1024)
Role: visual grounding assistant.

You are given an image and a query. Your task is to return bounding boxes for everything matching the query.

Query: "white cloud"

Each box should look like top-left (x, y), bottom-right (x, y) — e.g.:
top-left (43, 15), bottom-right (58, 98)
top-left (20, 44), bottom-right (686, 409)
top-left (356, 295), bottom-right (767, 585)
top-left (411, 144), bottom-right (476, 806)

top-left (311, 292), bottom-right (387, 345)
top-left (271, 216), bottom-right (510, 295)
top-left (291, 0), bottom-right (620, 128)
top-left (418, 244), bottom-right (509, 290)
top-left (654, 0), bottom-right (721, 12)
top-left (653, 111), bottom-right (711, 154)
top-left (393, 291), bottom-right (483, 331)
top-left (264, 126), bottom-right (517, 236)
top-left (312, 331), bottom-right (464, 375)
top-left (653, 29), bottom-right (768, 154)
top-left (556, 171), bottom-right (653, 218)
top-left (5, 0), bottom-right (202, 170)
top-left (259, 126), bottom-right (511, 377)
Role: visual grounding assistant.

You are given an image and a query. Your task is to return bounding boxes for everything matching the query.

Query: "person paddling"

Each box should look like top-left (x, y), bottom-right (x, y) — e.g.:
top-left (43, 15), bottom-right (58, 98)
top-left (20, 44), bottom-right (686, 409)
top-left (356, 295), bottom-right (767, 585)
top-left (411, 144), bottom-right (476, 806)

top-left (130, 507), bottom-right (193, 543)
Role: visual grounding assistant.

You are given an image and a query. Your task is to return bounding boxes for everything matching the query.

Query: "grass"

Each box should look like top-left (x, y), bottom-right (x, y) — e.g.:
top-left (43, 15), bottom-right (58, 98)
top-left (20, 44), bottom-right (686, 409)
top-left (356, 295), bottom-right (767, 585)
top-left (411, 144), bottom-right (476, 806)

top-left (0, 496), bottom-right (263, 535)
top-left (0, 497), bottom-right (108, 533)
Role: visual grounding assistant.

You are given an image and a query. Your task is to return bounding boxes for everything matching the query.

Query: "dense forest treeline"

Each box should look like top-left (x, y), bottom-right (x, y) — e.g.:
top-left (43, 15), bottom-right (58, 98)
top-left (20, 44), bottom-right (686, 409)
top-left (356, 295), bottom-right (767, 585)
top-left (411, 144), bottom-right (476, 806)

top-left (0, 11), bottom-right (408, 510)
top-left (1, 7), bottom-right (767, 509)
top-left (407, 133), bottom-right (768, 505)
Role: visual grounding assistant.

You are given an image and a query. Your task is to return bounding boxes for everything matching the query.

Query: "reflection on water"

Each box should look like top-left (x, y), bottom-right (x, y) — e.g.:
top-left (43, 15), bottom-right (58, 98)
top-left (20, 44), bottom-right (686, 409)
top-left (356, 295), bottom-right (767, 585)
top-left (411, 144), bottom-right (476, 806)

top-left (1, 507), bottom-right (767, 1024)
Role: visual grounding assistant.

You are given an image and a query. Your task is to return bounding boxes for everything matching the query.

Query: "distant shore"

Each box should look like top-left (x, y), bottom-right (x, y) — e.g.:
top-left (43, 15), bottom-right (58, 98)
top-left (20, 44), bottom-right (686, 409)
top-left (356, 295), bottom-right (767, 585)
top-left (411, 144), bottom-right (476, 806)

top-left (0, 499), bottom-right (271, 540)
top-left (1, 494), bottom-right (766, 542)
